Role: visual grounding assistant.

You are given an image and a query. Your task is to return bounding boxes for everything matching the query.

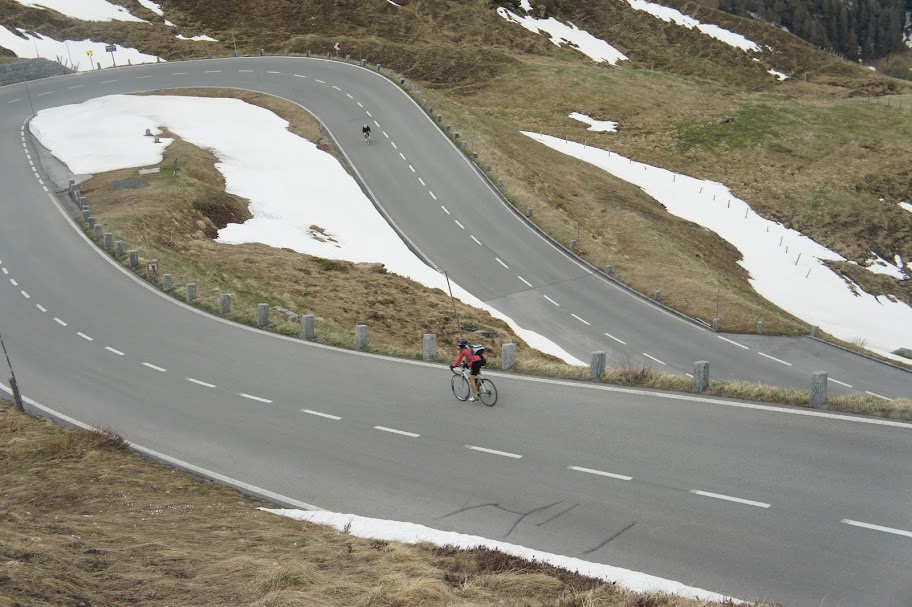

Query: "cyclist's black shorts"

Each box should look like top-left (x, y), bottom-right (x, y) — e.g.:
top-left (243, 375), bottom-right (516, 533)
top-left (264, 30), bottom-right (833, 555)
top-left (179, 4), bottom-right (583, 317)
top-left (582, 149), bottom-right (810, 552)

top-left (469, 361), bottom-right (483, 376)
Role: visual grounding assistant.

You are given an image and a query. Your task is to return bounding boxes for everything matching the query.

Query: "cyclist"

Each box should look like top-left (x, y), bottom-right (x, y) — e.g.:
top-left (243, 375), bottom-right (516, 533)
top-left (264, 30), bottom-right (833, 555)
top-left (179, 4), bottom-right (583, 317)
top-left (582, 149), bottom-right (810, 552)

top-left (450, 338), bottom-right (483, 401)
top-left (362, 123), bottom-right (371, 143)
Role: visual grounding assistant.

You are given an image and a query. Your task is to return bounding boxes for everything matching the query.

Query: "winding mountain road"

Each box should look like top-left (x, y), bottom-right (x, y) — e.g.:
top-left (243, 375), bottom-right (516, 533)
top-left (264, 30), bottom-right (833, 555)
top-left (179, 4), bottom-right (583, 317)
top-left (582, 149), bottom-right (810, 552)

top-left (1, 57), bottom-right (910, 606)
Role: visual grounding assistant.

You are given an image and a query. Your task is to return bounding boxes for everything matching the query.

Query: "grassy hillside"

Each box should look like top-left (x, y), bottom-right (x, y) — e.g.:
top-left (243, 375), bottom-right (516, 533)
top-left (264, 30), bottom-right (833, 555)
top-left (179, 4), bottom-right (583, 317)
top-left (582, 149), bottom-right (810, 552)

top-left (2, 0), bottom-right (910, 344)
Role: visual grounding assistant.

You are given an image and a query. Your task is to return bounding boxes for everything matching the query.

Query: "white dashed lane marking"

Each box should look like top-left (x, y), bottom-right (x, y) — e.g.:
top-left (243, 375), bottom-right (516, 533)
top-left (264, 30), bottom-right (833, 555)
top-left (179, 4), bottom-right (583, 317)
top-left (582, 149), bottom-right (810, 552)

top-left (409, 165), bottom-right (415, 173)
top-left (571, 314), bottom-right (590, 326)
top-left (9, 278), bottom-right (17, 286)
top-left (7, 99), bottom-right (22, 103)
top-left (690, 490), bottom-right (770, 509)
top-left (345, 93), bottom-right (353, 99)
top-left (643, 353), bottom-right (666, 366)
top-left (828, 378), bottom-right (853, 388)
top-left (136, 75), bottom-right (151, 79)
top-left (718, 336), bottom-right (749, 349)
top-left (375, 426), bottom-right (420, 438)
top-left (758, 352), bottom-right (792, 366)
top-left (495, 258), bottom-right (509, 269)
top-left (187, 378), bottom-right (216, 388)
top-left (171, 72), bottom-right (188, 75)
top-left (238, 69), bottom-right (254, 73)
top-left (204, 70), bottom-right (222, 73)
top-left (105, 347), bottom-right (125, 356)
top-left (419, 177), bottom-right (426, 186)
top-left (67, 85), bottom-right (84, 89)
top-left (37, 91), bottom-right (53, 96)
top-left (865, 391), bottom-right (893, 401)
top-left (841, 519), bottom-right (912, 539)
top-left (332, 85), bottom-right (341, 91)
top-left (466, 445), bottom-right (522, 459)
top-left (142, 362), bottom-right (167, 372)
top-left (390, 142), bottom-right (397, 149)
top-left (101, 80), bottom-right (117, 83)
top-left (293, 74), bottom-right (306, 78)
top-left (605, 332), bottom-right (626, 345)
top-left (373, 121), bottom-right (380, 128)
top-left (470, 235), bottom-right (481, 245)
top-left (518, 276), bottom-right (532, 287)
top-left (429, 192), bottom-right (437, 200)
top-left (20, 290), bottom-right (29, 299)
top-left (1, 268), bottom-right (8, 274)
top-left (240, 393), bottom-right (273, 404)
top-left (54, 317), bottom-right (67, 326)
top-left (301, 409), bottom-right (341, 420)
top-left (366, 111), bottom-right (373, 118)
top-left (77, 332), bottom-right (93, 341)
top-left (454, 220), bottom-right (465, 229)
top-left (267, 71), bottom-right (280, 75)
top-left (35, 304), bottom-right (46, 312)
top-left (382, 131), bottom-right (389, 138)
top-left (315, 79), bottom-right (326, 83)
top-left (543, 295), bottom-right (559, 307)
top-left (568, 466), bottom-right (632, 481)
top-left (357, 101), bottom-right (363, 107)
top-left (399, 152), bottom-right (406, 160)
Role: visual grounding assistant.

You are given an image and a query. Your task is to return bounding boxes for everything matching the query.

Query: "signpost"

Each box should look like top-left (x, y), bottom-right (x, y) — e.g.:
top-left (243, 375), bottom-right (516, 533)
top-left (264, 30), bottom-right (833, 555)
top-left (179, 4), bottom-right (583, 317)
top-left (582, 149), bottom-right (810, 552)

top-left (105, 44), bottom-right (117, 67)
top-left (86, 49), bottom-right (94, 70)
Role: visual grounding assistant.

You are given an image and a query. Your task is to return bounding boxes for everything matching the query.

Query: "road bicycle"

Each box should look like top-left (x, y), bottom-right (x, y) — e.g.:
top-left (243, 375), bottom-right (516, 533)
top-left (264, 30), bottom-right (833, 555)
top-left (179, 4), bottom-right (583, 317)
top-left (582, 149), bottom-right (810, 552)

top-left (451, 365), bottom-right (497, 406)
top-left (363, 131), bottom-right (371, 145)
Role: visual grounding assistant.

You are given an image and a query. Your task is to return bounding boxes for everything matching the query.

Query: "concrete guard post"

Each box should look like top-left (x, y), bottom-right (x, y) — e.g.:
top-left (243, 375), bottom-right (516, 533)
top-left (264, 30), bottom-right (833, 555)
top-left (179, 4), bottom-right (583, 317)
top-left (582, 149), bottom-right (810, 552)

top-left (93, 224), bottom-right (103, 240)
top-left (810, 371), bottom-right (827, 408)
top-left (162, 273), bottom-right (173, 292)
top-left (103, 233), bottom-right (112, 250)
top-left (422, 333), bottom-right (437, 360)
top-left (590, 351), bottom-right (606, 381)
top-left (219, 293), bottom-right (231, 315)
top-left (87, 217), bottom-right (96, 230)
top-left (757, 321), bottom-right (764, 335)
top-left (128, 250), bottom-right (138, 268)
top-left (693, 360), bottom-right (709, 393)
top-left (301, 314), bottom-right (315, 340)
top-left (712, 317), bottom-right (721, 332)
top-left (82, 209), bottom-right (90, 223)
top-left (257, 303), bottom-right (269, 328)
top-left (186, 283), bottom-right (197, 303)
top-left (355, 324), bottom-right (368, 351)
top-left (502, 343), bottom-right (516, 370)
top-left (114, 241), bottom-right (124, 258)
top-left (811, 325), bottom-right (819, 337)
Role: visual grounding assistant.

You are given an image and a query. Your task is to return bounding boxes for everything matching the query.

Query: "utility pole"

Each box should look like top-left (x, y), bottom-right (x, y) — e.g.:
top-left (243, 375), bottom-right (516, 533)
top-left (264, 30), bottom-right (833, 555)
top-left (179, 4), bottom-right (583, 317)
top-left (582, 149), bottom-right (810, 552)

top-left (24, 80), bottom-right (36, 117)
top-left (0, 333), bottom-right (24, 412)
top-left (443, 270), bottom-right (462, 337)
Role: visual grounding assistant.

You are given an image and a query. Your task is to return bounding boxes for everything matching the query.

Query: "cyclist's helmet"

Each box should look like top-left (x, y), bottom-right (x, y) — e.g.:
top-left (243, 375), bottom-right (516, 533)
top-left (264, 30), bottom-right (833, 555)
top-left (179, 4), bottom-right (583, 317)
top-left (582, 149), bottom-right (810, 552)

top-left (458, 338), bottom-right (468, 348)
top-left (364, 123), bottom-right (369, 129)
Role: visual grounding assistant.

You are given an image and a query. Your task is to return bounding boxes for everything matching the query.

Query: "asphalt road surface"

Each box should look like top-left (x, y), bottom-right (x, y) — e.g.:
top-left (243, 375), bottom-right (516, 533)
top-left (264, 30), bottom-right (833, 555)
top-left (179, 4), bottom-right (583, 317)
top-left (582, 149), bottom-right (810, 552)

top-left (0, 57), bottom-right (910, 605)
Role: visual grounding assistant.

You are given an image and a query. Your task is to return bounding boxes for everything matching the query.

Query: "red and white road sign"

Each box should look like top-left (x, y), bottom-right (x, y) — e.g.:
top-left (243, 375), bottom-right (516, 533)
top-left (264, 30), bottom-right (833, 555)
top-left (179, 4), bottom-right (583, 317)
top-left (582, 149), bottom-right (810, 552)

top-left (332, 42), bottom-right (341, 52)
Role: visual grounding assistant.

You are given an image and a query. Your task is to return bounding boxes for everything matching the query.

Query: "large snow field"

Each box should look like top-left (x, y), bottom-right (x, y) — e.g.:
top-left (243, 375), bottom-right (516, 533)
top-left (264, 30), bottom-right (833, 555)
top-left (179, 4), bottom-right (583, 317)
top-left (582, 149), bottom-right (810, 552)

top-left (0, 25), bottom-right (161, 70)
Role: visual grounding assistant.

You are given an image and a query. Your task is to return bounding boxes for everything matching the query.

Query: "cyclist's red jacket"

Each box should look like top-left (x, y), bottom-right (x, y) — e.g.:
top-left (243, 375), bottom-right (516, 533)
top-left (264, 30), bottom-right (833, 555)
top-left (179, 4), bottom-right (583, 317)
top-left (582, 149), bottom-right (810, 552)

top-left (453, 347), bottom-right (481, 366)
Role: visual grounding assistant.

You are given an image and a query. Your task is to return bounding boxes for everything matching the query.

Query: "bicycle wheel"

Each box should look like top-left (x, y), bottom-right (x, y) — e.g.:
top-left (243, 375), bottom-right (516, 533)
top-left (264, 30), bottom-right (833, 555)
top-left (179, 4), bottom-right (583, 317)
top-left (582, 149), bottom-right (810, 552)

top-left (478, 379), bottom-right (497, 406)
top-left (451, 374), bottom-right (470, 401)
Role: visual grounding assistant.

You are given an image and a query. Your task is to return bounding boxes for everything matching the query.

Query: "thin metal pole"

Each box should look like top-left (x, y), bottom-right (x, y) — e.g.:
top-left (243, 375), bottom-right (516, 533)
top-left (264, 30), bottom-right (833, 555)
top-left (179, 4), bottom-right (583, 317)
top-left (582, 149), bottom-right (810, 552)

top-left (24, 81), bottom-right (36, 117)
top-left (232, 32), bottom-right (238, 57)
top-left (443, 270), bottom-right (462, 336)
top-left (0, 333), bottom-right (24, 412)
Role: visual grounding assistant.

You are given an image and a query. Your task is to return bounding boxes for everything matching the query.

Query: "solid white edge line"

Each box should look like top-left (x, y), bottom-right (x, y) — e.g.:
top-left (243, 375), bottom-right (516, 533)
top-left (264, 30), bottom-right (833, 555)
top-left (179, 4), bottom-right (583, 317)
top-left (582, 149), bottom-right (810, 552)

top-left (240, 393), bottom-right (273, 404)
top-left (53, 317), bottom-right (67, 326)
top-left (643, 353), bottom-right (666, 366)
top-left (0, 381), bottom-right (324, 512)
top-left (518, 276), bottom-right (532, 287)
top-left (605, 332), bottom-right (626, 345)
top-left (841, 519), bottom-right (912, 538)
top-left (495, 258), bottom-right (509, 269)
top-left (865, 391), bottom-right (893, 401)
top-left (568, 466), bottom-right (632, 481)
top-left (35, 304), bottom-right (46, 312)
top-left (142, 362), bottom-right (167, 372)
top-left (77, 332), bottom-right (93, 341)
top-left (828, 378), bottom-right (853, 388)
top-left (690, 490), bottom-right (770, 509)
top-left (466, 445), bottom-right (522, 459)
top-left (470, 235), bottom-right (481, 245)
top-left (302, 409), bottom-right (341, 420)
top-left (543, 295), bottom-right (559, 306)
top-left (375, 426), bottom-right (420, 438)
top-left (105, 346), bottom-right (125, 356)
top-left (758, 352), bottom-right (793, 366)
top-left (187, 378), bottom-right (216, 388)
top-left (571, 314), bottom-right (591, 326)
top-left (718, 335), bottom-right (749, 349)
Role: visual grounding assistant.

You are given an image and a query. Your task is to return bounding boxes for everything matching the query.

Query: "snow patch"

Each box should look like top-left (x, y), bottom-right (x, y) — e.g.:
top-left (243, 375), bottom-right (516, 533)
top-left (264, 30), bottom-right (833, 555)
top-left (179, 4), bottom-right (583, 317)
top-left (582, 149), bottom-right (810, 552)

top-left (175, 34), bottom-right (218, 42)
top-left (263, 509), bottom-right (741, 604)
top-left (864, 253), bottom-right (907, 280)
top-left (623, 0), bottom-right (760, 52)
top-left (569, 112), bottom-right (617, 132)
top-left (28, 95), bottom-right (584, 366)
top-left (522, 132), bottom-right (912, 358)
top-left (767, 68), bottom-right (788, 80)
top-left (0, 26), bottom-right (161, 70)
top-left (899, 201), bottom-right (912, 214)
top-left (496, 7), bottom-right (628, 65)
top-left (12, 0), bottom-right (146, 22)
top-left (135, 0), bottom-right (164, 16)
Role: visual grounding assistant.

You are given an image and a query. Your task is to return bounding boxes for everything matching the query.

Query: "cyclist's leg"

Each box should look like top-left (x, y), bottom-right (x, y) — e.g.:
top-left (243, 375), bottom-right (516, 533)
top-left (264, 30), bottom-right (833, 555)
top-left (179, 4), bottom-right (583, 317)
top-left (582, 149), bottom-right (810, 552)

top-left (469, 362), bottom-right (482, 396)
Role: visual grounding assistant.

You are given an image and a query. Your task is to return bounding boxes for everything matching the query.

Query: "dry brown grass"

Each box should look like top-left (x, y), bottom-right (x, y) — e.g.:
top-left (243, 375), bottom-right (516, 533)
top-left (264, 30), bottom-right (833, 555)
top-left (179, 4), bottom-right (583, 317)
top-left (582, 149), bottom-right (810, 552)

top-left (0, 404), bottom-right (777, 607)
